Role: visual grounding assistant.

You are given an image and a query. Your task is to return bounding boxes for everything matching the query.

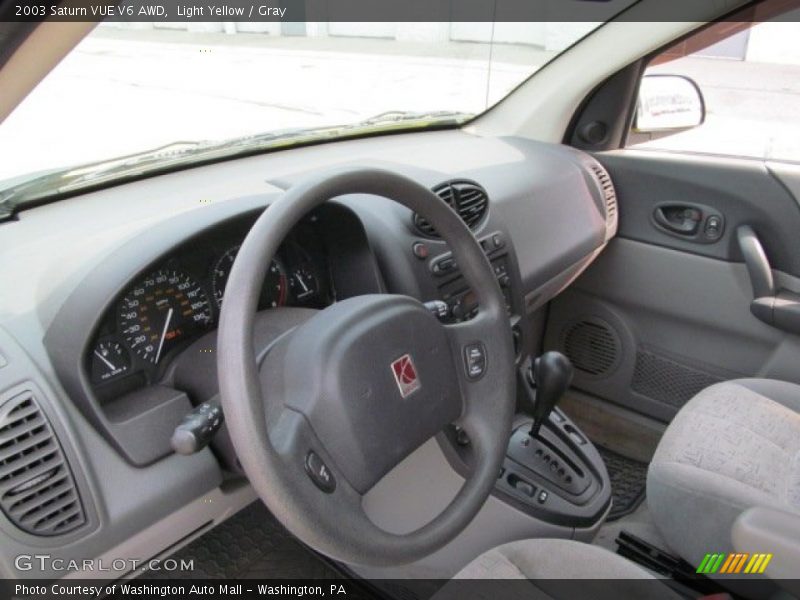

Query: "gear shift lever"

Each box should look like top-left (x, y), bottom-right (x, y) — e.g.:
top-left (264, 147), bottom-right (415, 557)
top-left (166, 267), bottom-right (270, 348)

top-left (529, 351), bottom-right (573, 438)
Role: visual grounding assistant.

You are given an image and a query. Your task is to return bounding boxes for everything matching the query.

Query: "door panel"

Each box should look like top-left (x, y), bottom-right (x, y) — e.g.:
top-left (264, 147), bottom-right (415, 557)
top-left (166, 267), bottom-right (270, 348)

top-left (544, 151), bottom-right (800, 421)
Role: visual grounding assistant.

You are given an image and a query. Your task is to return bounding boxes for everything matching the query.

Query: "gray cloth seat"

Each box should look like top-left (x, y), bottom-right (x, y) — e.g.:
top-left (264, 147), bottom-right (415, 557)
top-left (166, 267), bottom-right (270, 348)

top-left (648, 378), bottom-right (800, 566)
top-left (434, 538), bottom-right (680, 599)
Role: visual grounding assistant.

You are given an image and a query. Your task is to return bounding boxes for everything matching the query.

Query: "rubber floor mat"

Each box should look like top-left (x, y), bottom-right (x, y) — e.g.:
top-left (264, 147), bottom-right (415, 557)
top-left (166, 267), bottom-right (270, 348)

top-left (147, 501), bottom-right (347, 580)
top-left (597, 446), bottom-right (648, 521)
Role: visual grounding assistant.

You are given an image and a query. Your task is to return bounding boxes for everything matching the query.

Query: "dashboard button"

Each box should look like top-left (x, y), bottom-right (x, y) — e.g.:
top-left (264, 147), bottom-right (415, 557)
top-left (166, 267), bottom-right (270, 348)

top-left (514, 479), bottom-right (535, 497)
top-left (430, 255), bottom-right (457, 276)
top-left (305, 451), bottom-right (336, 493)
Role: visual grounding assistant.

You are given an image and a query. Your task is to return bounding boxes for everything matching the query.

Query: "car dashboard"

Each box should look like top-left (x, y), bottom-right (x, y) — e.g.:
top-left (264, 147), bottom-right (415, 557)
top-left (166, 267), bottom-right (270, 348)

top-left (0, 129), bottom-right (616, 579)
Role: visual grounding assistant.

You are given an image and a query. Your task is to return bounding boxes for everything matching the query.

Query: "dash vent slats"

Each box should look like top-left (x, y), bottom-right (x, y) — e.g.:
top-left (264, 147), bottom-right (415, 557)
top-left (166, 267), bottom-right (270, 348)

top-left (0, 391), bottom-right (85, 536)
top-left (414, 180), bottom-right (489, 237)
top-left (588, 163), bottom-right (618, 239)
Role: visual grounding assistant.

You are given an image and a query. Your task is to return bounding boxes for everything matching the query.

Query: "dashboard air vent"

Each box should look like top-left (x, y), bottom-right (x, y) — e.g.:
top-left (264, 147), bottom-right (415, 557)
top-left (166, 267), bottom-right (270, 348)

top-left (588, 163), bottom-right (618, 239)
top-left (0, 390), bottom-right (85, 536)
top-left (414, 180), bottom-right (489, 237)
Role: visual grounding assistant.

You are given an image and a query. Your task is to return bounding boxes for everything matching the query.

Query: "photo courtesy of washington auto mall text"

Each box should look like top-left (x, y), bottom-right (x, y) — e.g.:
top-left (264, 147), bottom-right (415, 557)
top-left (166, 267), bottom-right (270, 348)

top-left (13, 583), bottom-right (350, 599)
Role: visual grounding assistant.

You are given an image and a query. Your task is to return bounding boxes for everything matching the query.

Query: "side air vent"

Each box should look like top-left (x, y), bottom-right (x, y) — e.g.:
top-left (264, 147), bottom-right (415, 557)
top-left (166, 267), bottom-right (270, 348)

top-left (0, 390), bottom-right (85, 536)
top-left (414, 180), bottom-right (489, 237)
top-left (562, 319), bottom-right (621, 377)
top-left (588, 163), bottom-right (618, 240)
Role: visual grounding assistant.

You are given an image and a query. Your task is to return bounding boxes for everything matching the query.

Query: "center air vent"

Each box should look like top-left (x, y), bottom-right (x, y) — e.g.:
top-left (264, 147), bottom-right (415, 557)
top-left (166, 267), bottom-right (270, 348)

top-left (588, 163), bottom-right (618, 240)
top-left (414, 180), bottom-right (489, 237)
top-left (0, 390), bottom-right (86, 536)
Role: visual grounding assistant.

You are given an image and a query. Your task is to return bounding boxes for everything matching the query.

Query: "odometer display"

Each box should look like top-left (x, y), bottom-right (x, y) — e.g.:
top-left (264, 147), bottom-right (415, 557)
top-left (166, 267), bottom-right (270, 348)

top-left (118, 269), bottom-right (212, 364)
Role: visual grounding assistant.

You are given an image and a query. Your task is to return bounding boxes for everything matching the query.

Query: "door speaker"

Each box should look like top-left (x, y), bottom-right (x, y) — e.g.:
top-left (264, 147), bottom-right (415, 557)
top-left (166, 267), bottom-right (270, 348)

top-left (561, 318), bottom-right (621, 378)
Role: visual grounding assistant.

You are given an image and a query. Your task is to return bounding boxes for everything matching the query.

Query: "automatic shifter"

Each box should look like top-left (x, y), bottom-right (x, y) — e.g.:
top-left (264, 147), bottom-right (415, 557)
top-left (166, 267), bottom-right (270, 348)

top-left (528, 351), bottom-right (573, 438)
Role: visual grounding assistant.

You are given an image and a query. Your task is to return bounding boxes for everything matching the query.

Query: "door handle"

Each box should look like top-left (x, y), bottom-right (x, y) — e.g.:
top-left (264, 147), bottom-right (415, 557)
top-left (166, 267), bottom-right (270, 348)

top-left (652, 203), bottom-right (725, 242)
top-left (653, 205), bottom-right (702, 235)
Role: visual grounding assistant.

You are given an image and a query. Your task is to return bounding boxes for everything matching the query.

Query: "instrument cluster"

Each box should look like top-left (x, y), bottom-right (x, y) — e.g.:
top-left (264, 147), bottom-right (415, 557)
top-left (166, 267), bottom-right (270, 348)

top-left (88, 216), bottom-right (332, 396)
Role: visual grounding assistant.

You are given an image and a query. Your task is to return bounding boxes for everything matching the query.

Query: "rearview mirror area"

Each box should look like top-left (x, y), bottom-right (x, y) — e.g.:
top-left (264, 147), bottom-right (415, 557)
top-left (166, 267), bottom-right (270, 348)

top-left (633, 74), bottom-right (705, 137)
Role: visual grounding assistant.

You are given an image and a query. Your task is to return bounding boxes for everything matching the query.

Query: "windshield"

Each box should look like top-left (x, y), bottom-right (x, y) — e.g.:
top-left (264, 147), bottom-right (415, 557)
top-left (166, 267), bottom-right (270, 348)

top-left (0, 21), bottom-right (607, 203)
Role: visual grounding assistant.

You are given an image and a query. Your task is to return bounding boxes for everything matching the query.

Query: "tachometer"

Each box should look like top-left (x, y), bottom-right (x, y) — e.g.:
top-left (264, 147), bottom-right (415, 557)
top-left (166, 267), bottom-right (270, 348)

top-left (118, 269), bottom-right (212, 364)
top-left (211, 245), bottom-right (288, 308)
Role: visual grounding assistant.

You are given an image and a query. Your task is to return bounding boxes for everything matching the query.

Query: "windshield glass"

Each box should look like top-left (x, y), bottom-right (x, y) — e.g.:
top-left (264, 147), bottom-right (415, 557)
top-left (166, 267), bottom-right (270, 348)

top-left (0, 21), bottom-right (607, 200)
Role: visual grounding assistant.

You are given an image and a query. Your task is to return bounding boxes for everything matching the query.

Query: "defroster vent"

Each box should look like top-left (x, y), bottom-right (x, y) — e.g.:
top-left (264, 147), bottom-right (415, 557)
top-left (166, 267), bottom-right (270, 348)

top-left (414, 180), bottom-right (489, 237)
top-left (0, 390), bottom-right (85, 536)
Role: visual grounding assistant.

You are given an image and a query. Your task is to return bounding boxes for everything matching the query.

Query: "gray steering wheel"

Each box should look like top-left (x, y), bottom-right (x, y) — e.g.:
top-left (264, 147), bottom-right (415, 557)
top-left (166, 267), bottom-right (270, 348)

top-left (217, 168), bottom-right (515, 566)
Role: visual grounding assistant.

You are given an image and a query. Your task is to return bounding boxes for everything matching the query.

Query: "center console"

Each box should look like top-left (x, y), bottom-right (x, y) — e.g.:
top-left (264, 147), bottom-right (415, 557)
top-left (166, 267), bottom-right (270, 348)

top-left (443, 354), bottom-right (611, 532)
top-left (422, 228), bottom-right (611, 530)
top-left (442, 352), bottom-right (612, 528)
top-left (495, 353), bottom-right (611, 527)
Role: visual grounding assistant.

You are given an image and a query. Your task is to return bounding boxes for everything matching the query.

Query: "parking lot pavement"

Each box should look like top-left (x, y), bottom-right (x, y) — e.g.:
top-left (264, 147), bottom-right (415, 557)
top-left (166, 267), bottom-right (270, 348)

top-left (0, 29), bottom-right (543, 182)
top-left (2, 28), bottom-right (800, 185)
top-left (641, 57), bottom-right (800, 160)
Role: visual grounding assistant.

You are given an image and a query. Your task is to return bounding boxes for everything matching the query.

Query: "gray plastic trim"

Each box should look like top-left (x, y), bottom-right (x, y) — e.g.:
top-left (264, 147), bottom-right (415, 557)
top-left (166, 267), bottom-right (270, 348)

top-left (732, 506), bottom-right (800, 593)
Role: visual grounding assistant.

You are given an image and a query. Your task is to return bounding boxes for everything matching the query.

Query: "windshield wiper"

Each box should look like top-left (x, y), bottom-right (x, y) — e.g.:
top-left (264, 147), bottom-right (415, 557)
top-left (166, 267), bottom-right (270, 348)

top-left (0, 110), bottom-right (470, 220)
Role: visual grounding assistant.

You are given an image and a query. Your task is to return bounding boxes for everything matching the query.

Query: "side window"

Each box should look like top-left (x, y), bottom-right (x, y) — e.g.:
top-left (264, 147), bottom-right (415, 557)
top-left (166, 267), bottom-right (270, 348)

top-left (627, 18), bottom-right (800, 164)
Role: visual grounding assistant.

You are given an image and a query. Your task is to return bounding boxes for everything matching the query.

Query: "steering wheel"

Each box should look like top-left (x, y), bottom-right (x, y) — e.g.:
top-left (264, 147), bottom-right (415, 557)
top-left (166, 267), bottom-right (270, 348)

top-left (217, 168), bottom-right (515, 566)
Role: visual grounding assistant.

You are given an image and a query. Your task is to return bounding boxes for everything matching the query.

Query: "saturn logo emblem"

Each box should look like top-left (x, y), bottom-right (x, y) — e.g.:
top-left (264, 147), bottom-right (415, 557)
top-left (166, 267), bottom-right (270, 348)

top-left (390, 354), bottom-right (421, 398)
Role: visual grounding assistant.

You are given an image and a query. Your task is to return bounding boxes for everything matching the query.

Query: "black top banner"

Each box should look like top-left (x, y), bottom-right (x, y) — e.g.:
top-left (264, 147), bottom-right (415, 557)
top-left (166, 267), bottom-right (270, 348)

top-left (3, 0), bottom-right (800, 23)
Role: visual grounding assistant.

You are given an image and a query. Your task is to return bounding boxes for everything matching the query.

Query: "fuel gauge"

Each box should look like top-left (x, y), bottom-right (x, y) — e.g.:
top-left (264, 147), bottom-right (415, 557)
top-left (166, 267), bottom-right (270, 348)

top-left (90, 340), bottom-right (130, 384)
top-left (289, 266), bottom-right (319, 302)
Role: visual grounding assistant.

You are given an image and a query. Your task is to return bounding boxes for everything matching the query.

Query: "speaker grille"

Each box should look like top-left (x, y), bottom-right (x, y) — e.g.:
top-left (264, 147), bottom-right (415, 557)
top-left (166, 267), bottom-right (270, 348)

top-left (632, 350), bottom-right (723, 408)
top-left (562, 319), bottom-right (620, 377)
top-left (0, 390), bottom-right (86, 536)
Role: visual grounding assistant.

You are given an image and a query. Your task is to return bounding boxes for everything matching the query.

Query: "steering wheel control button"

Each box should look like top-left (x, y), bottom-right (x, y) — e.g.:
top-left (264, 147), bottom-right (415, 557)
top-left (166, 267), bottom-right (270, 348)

top-left (305, 451), bottom-right (336, 493)
top-left (412, 242), bottom-right (429, 259)
top-left (463, 342), bottom-right (487, 380)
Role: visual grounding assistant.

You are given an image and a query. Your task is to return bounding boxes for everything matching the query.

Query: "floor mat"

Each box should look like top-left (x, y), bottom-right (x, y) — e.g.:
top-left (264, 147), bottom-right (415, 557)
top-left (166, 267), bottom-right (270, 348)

top-left (147, 501), bottom-right (347, 580)
top-left (597, 446), bottom-right (648, 521)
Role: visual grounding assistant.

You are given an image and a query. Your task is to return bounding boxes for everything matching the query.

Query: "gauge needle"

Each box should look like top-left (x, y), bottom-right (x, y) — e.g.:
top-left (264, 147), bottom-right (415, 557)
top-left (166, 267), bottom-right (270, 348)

top-left (93, 350), bottom-right (116, 371)
top-left (155, 307), bottom-right (173, 364)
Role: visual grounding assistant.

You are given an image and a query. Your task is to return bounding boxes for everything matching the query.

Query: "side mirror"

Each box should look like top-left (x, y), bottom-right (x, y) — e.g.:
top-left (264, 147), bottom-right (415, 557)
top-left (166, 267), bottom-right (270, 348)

top-left (633, 74), bottom-right (705, 137)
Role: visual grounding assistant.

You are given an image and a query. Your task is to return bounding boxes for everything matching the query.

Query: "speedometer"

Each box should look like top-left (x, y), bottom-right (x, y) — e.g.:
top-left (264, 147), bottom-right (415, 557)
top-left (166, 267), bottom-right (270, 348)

top-left (118, 269), bottom-right (212, 364)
